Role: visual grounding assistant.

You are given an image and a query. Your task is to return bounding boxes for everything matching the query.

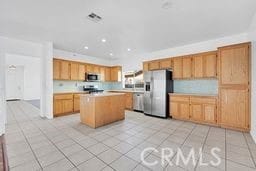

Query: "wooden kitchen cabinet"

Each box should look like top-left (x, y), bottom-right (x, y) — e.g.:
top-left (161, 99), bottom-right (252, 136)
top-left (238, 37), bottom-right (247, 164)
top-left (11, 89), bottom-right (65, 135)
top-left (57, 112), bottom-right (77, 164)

top-left (100, 67), bottom-right (105, 81)
top-left (86, 64), bottom-right (93, 73)
top-left (218, 42), bottom-right (251, 131)
top-left (219, 43), bottom-right (250, 86)
top-left (73, 94), bottom-right (81, 112)
top-left (93, 65), bottom-right (100, 74)
top-left (159, 59), bottom-right (172, 69)
top-left (219, 88), bottom-right (249, 130)
top-left (105, 67), bottom-right (111, 82)
top-left (125, 93), bottom-right (133, 110)
top-left (169, 95), bottom-right (190, 120)
top-left (192, 51), bottom-right (217, 78)
top-left (110, 66), bottom-right (122, 82)
top-left (54, 94), bottom-right (74, 116)
top-left (204, 52), bottom-right (217, 78)
top-left (172, 57), bottom-right (183, 79)
top-left (148, 61), bottom-right (160, 70)
top-left (143, 62), bottom-right (149, 71)
top-left (53, 59), bottom-right (61, 80)
top-left (60, 60), bottom-right (70, 80)
top-left (182, 57), bottom-right (192, 78)
top-left (70, 62), bottom-right (79, 80)
top-left (78, 63), bottom-right (86, 80)
top-left (169, 94), bottom-right (217, 125)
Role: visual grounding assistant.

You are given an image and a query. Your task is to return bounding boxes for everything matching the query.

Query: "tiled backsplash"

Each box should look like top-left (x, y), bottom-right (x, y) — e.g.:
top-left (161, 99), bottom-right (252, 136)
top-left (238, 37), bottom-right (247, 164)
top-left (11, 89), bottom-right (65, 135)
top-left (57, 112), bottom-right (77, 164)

top-left (173, 79), bottom-right (218, 95)
top-left (53, 80), bottom-right (122, 93)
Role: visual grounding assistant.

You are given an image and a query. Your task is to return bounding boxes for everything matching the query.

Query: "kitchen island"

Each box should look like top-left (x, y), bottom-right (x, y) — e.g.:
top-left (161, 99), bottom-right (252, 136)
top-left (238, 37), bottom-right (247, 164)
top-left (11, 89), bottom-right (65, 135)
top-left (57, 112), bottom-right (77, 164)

top-left (80, 93), bottom-right (126, 128)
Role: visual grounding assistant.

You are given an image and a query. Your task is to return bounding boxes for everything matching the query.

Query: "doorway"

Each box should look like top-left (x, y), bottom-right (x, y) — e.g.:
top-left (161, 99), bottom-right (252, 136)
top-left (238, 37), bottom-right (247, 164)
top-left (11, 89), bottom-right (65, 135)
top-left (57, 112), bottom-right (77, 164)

top-left (5, 66), bottom-right (24, 101)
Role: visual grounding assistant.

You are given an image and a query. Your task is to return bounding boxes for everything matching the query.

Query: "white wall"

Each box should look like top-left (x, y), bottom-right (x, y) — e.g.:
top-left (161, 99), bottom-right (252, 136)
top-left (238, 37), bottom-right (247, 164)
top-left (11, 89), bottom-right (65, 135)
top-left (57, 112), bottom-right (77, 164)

top-left (114, 33), bottom-right (249, 72)
top-left (0, 36), bottom-right (53, 135)
top-left (54, 49), bottom-right (112, 66)
top-left (5, 54), bottom-right (41, 100)
top-left (248, 12), bottom-right (256, 143)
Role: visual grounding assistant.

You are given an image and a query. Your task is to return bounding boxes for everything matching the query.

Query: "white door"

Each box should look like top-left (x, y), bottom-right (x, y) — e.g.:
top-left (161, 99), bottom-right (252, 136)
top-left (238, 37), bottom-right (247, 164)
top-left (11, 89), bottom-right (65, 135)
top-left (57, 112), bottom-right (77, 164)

top-left (6, 66), bottom-right (24, 100)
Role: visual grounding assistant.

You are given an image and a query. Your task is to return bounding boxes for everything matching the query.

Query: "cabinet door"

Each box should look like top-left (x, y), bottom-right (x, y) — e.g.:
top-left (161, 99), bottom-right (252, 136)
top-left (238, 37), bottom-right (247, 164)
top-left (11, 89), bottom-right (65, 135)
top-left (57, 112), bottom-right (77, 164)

top-left (193, 55), bottom-right (203, 78)
top-left (60, 61), bottom-right (70, 80)
top-left (173, 58), bottom-right (182, 79)
top-left (53, 59), bottom-right (61, 80)
top-left (125, 93), bottom-right (133, 110)
top-left (105, 67), bottom-right (111, 82)
top-left (190, 103), bottom-right (203, 121)
top-left (182, 57), bottom-right (192, 78)
top-left (220, 88), bottom-right (249, 129)
top-left (179, 103), bottom-right (190, 120)
top-left (203, 104), bottom-right (216, 124)
top-left (70, 62), bottom-right (79, 80)
top-left (78, 64), bottom-right (86, 81)
top-left (111, 66), bottom-right (122, 82)
top-left (53, 100), bottom-right (63, 115)
top-left (86, 64), bottom-right (93, 73)
top-left (204, 53), bottom-right (217, 78)
top-left (160, 59), bottom-right (172, 69)
top-left (73, 94), bottom-right (80, 112)
top-left (219, 44), bottom-right (249, 85)
top-left (100, 67), bottom-right (105, 81)
top-left (170, 102), bottom-right (179, 118)
top-left (93, 65), bottom-right (100, 74)
top-left (63, 99), bottom-right (74, 113)
top-left (148, 61), bottom-right (160, 70)
top-left (143, 62), bottom-right (149, 71)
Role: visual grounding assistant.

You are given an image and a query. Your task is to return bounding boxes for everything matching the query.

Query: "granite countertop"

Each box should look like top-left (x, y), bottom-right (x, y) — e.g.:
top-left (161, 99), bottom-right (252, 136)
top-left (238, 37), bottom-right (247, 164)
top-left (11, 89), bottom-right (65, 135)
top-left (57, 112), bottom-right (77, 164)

top-left (169, 93), bottom-right (218, 97)
top-left (80, 92), bottom-right (125, 98)
top-left (108, 89), bottom-right (144, 93)
top-left (54, 91), bottom-right (90, 95)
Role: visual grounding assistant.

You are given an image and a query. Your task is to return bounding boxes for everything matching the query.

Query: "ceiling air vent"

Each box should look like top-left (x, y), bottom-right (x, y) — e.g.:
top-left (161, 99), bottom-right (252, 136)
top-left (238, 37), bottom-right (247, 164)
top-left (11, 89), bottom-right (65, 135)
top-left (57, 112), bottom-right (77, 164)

top-left (87, 13), bottom-right (102, 23)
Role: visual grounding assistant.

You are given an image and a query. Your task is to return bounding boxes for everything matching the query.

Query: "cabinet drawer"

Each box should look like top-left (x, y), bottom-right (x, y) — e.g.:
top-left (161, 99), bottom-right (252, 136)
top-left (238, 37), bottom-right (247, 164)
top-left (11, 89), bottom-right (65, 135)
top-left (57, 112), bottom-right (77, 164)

top-left (74, 94), bottom-right (81, 98)
top-left (190, 97), bottom-right (216, 104)
top-left (170, 96), bottom-right (190, 102)
top-left (54, 94), bottom-right (73, 100)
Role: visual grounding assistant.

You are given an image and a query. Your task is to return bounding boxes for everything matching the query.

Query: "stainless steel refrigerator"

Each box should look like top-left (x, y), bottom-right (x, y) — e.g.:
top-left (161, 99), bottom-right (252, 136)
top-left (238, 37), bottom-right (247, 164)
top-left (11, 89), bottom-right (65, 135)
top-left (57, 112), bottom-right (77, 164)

top-left (143, 70), bottom-right (173, 118)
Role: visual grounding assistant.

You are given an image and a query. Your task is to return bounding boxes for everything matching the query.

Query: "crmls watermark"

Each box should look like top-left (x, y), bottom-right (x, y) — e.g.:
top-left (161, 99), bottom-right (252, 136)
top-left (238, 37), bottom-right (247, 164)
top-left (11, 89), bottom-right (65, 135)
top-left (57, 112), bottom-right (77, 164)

top-left (141, 147), bottom-right (221, 167)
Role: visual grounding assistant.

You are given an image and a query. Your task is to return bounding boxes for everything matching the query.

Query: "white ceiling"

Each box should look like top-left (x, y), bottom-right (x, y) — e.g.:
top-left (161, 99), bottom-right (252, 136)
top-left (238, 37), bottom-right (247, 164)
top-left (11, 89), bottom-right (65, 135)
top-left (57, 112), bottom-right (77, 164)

top-left (1, 0), bottom-right (256, 59)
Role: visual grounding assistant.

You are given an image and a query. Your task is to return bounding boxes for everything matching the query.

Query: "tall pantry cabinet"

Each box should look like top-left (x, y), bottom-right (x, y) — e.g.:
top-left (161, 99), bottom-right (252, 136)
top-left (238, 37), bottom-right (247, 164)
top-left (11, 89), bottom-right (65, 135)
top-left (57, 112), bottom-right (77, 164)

top-left (218, 42), bottom-right (251, 131)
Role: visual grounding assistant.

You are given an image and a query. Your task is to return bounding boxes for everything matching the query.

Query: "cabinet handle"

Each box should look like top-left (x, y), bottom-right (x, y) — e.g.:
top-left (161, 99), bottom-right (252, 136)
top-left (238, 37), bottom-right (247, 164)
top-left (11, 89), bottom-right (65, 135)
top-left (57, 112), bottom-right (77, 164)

top-left (225, 93), bottom-right (228, 104)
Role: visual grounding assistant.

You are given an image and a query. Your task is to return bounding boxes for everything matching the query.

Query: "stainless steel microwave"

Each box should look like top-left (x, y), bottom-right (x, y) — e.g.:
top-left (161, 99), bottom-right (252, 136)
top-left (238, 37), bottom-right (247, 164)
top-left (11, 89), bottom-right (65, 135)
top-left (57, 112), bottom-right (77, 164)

top-left (85, 73), bottom-right (101, 82)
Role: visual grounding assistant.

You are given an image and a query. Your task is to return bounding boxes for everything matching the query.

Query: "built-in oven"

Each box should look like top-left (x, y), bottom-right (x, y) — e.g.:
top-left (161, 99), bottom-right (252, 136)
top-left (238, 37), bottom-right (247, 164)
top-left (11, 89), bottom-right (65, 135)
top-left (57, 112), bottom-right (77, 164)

top-left (85, 73), bottom-right (101, 82)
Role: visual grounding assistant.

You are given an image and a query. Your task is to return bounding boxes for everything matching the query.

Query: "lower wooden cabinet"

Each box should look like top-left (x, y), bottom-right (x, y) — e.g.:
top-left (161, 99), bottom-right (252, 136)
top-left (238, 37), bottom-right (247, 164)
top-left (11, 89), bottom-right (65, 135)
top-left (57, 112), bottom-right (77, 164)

top-left (53, 93), bottom-right (87, 116)
top-left (54, 94), bottom-right (74, 116)
top-left (219, 88), bottom-right (249, 131)
top-left (169, 94), bottom-right (217, 126)
top-left (108, 91), bottom-right (133, 110)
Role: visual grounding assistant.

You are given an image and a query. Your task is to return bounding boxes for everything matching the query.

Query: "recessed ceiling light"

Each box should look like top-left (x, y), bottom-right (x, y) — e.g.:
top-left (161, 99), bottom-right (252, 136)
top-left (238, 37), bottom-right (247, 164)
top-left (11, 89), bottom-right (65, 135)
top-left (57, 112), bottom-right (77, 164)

top-left (84, 46), bottom-right (89, 49)
top-left (127, 48), bottom-right (131, 51)
top-left (101, 39), bottom-right (106, 43)
top-left (109, 53), bottom-right (113, 56)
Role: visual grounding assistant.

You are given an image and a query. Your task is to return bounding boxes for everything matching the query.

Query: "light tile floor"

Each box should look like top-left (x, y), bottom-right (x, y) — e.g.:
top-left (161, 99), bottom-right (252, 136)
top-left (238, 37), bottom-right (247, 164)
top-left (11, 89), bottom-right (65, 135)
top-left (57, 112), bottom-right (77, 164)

top-left (5, 101), bottom-right (256, 171)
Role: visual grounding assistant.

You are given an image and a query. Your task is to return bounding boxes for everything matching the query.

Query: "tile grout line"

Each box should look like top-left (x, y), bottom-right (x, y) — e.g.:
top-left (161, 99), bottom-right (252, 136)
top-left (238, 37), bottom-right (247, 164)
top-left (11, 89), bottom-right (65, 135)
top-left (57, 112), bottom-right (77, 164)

top-left (7, 102), bottom-right (43, 170)
top-left (16, 101), bottom-right (79, 169)
top-left (243, 132), bottom-right (256, 168)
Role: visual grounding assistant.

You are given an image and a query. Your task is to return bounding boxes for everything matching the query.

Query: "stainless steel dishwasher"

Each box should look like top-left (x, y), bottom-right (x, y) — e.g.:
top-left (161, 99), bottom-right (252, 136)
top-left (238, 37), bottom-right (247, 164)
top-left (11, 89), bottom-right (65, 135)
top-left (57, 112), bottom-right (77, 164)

top-left (133, 92), bottom-right (144, 112)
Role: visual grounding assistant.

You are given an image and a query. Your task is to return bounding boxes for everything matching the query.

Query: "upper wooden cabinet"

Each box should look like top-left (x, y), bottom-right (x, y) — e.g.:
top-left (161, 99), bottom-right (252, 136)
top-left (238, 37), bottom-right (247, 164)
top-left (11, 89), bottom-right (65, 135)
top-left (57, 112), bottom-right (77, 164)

top-left (182, 57), bottom-right (192, 78)
top-left (53, 58), bottom-right (122, 82)
top-left (143, 62), bottom-right (149, 71)
top-left (172, 58), bottom-right (183, 79)
top-left (159, 59), bottom-right (172, 69)
top-left (192, 51), bottom-right (217, 78)
top-left (148, 61), bottom-right (160, 70)
top-left (70, 62), bottom-right (85, 81)
top-left (110, 66), bottom-right (122, 82)
top-left (53, 59), bottom-right (61, 80)
top-left (218, 43), bottom-right (250, 86)
top-left (105, 67), bottom-right (111, 82)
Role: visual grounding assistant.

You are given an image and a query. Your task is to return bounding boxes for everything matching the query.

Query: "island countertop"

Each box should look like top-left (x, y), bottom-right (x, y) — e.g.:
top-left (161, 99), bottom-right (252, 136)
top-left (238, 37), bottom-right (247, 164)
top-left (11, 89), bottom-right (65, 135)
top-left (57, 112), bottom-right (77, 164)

top-left (80, 92), bottom-right (125, 98)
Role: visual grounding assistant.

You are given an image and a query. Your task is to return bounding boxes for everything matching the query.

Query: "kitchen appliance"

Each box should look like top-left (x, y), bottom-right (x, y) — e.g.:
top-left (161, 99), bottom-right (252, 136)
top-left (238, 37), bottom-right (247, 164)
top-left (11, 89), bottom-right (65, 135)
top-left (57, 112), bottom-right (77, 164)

top-left (144, 70), bottom-right (173, 118)
top-left (133, 92), bottom-right (144, 112)
top-left (83, 85), bottom-right (104, 94)
top-left (85, 73), bottom-right (101, 82)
